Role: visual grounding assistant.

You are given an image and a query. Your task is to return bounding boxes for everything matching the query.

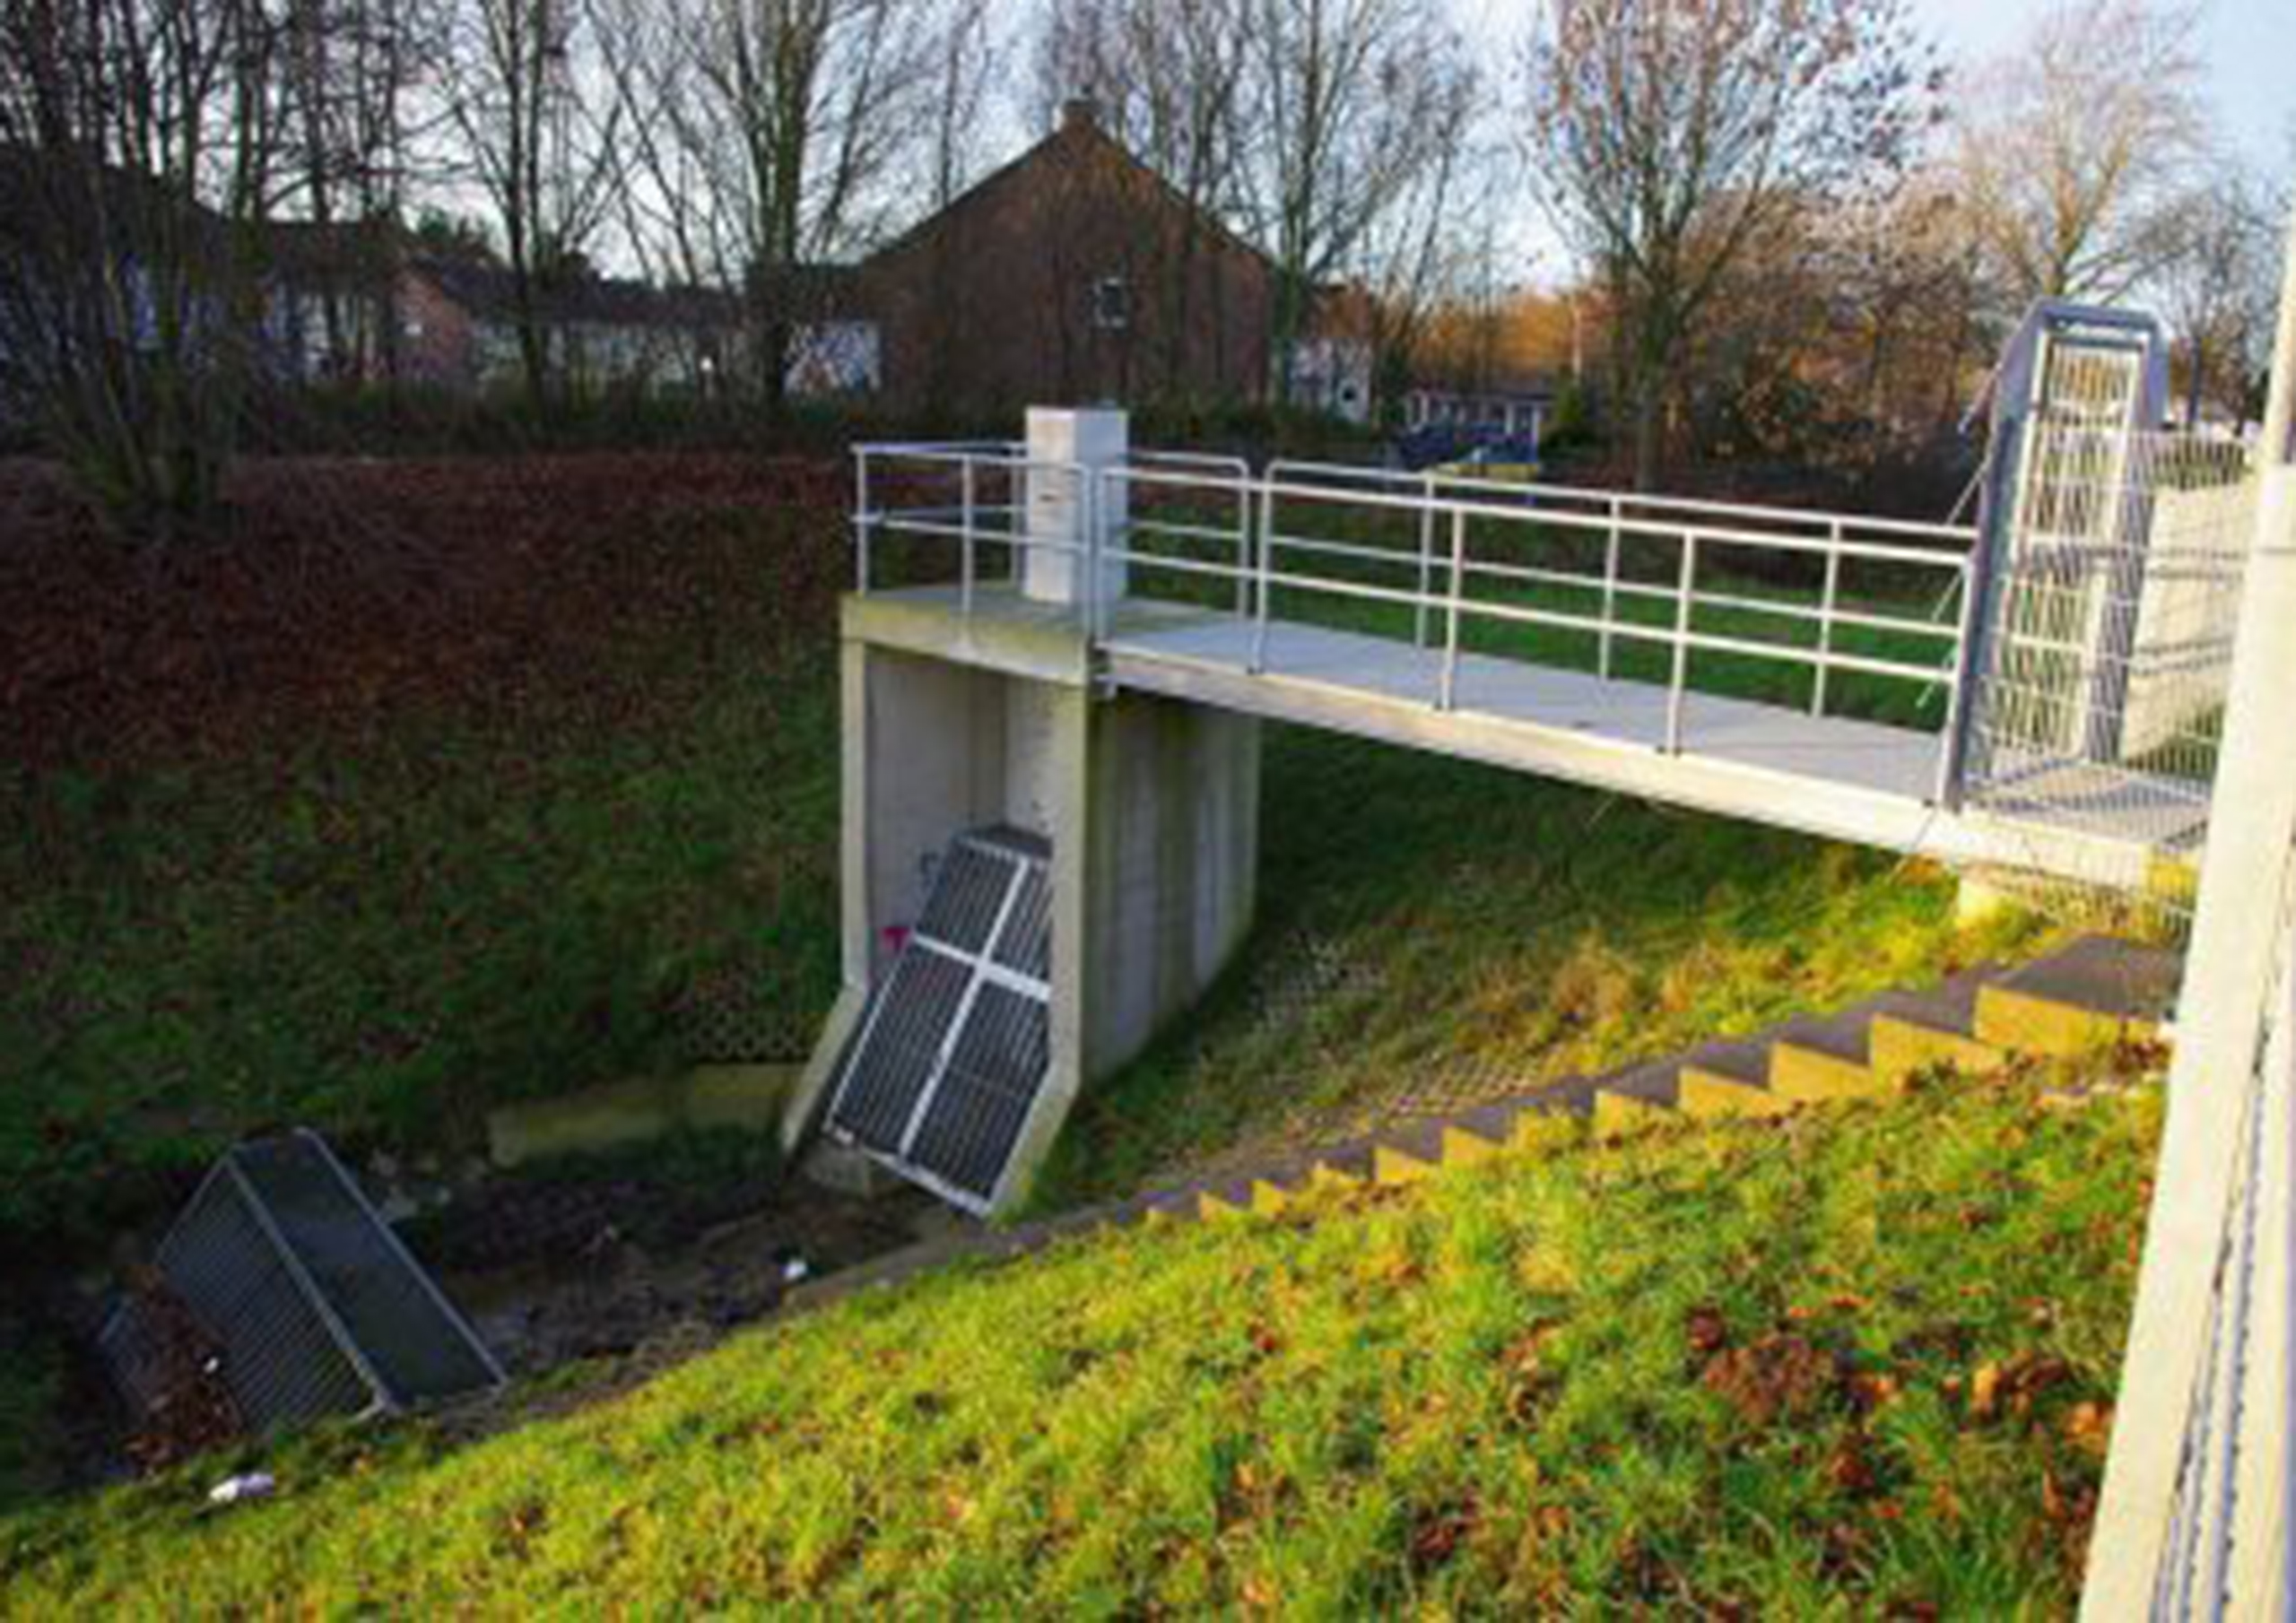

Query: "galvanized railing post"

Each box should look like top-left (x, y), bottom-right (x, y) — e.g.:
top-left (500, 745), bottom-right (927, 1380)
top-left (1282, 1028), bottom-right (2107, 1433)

top-left (854, 449), bottom-right (874, 594)
top-left (1931, 562), bottom-right (1980, 803)
top-left (1439, 504), bottom-right (1467, 710)
top-left (1600, 495), bottom-right (1622, 680)
top-left (1416, 473), bottom-right (1438, 648)
top-left (1665, 531), bottom-right (1697, 752)
top-left (1084, 464), bottom-right (1104, 642)
top-left (1234, 474), bottom-right (1252, 621)
top-left (1249, 474), bottom-right (1275, 674)
top-left (960, 456), bottom-right (976, 621)
top-left (1811, 525), bottom-right (1841, 717)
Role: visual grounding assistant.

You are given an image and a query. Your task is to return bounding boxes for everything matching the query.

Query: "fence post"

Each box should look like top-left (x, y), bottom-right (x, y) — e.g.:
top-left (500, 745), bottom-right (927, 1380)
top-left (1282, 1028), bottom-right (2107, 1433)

top-left (1439, 505), bottom-right (1466, 710)
top-left (1600, 496), bottom-right (1622, 681)
top-left (1249, 476), bottom-right (1275, 674)
top-left (960, 456), bottom-right (976, 621)
top-left (854, 449), bottom-right (874, 594)
top-left (1811, 528), bottom-right (1841, 717)
top-left (1417, 473), bottom-right (1438, 649)
top-left (1937, 415), bottom-right (2027, 810)
top-left (2079, 197), bottom-right (2296, 1620)
top-left (1665, 532), bottom-right (1697, 752)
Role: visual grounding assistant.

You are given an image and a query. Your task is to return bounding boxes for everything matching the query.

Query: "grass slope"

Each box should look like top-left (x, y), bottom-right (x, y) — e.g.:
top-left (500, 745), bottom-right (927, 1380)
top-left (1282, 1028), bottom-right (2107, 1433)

top-left (0, 491), bottom-right (844, 1248)
top-left (1034, 726), bottom-right (2051, 1208)
top-left (1, 1072), bottom-right (2156, 1616)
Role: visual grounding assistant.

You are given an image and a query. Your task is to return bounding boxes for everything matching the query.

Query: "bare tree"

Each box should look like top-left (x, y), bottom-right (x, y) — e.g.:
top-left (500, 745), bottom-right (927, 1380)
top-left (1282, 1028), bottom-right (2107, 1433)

top-left (2156, 167), bottom-right (2277, 429)
top-left (276, 0), bottom-right (431, 380)
top-left (438, 0), bottom-right (622, 404)
top-left (1525, 0), bottom-right (1937, 487)
top-left (1349, 96), bottom-right (1495, 421)
top-left (590, 0), bottom-right (981, 411)
top-left (1952, 0), bottom-right (2204, 308)
top-left (0, 0), bottom-right (285, 539)
top-left (1239, 0), bottom-right (1478, 407)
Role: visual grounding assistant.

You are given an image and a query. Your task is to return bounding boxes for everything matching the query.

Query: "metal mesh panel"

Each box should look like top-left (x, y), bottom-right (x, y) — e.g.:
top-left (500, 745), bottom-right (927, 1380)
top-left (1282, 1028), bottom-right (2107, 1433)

top-left (991, 857), bottom-right (1054, 982)
top-left (1970, 428), bottom-right (2253, 869)
top-left (906, 982), bottom-right (1052, 1202)
top-left (103, 1133), bottom-right (501, 1436)
top-left (830, 949), bottom-right (971, 1153)
top-left (2151, 864), bottom-right (2295, 1618)
top-left (824, 827), bottom-right (1054, 1211)
top-left (152, 1169), bottom-right (372, 1429)
top-left (232, 1134), bottom-right (501, 1407)
top-left (918, 838), bottom-right (1022, 954)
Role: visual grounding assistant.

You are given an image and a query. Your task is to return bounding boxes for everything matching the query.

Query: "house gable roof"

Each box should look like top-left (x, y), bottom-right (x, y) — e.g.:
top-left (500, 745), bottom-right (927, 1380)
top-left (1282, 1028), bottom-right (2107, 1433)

top-left (862, 103), bottom-right (1275, 278)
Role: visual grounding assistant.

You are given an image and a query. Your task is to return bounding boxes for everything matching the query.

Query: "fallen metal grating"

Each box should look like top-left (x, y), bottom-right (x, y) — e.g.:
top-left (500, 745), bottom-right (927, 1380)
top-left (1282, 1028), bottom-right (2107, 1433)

top-left (826, 827), bottom-right (1053, 1212)
top-left (100, 1130), bottom-right (503, 1434)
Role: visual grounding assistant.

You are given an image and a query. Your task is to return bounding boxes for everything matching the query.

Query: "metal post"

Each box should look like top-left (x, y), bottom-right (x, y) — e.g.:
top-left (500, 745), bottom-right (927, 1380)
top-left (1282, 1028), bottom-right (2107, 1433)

top-left (1249, 476), bottom-right (1275, 674)
top-left (1416, 473), bottom-right (1438, 648)
top-left (1234, 474), bottom-right (1252, 621)
top-left (1600, 495), bottom-right (1622, 681)
top-left (960, 456), bottom-right (976, 621)
top-left (1937, 416), bottom-right (2025, 810)
top-left (2079, 195), bottom-right (2296, 1620)
top-left (1811, 530), bottom-right (1841, 717)
top-left (854, 450), bottom-right (874, 594)
top-left (1439, 504), bottom-right (1467, 710)
top-left (1931, 560), bottom-right (1981, 804)
top-left (1665, 532), bottom-right (1697, 751)
top-left (1083, 468), bottom-right (1103, 641)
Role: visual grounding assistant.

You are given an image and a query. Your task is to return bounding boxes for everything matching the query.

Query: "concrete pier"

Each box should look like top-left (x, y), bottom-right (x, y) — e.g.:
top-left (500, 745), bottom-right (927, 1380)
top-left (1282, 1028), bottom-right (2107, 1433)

top-left (785, 409), bottom-right (1260, 1212)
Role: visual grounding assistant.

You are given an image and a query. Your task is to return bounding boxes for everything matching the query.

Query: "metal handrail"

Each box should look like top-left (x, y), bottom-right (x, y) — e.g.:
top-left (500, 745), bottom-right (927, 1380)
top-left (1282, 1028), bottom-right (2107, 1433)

top-left (854, 443), bottom-right (1979, 798)
top-left (1265, 456), bottom-right (1982, 545)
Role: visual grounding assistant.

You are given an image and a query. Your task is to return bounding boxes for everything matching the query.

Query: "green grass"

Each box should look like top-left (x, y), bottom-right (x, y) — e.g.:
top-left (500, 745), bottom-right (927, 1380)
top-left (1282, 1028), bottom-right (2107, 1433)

top-left (0, 543), bottom-right (843, 1252)
top-left (0, 1072), bottom-right (2157, 1615)
top-left (1032, 726), bottom-right (2054, 1208)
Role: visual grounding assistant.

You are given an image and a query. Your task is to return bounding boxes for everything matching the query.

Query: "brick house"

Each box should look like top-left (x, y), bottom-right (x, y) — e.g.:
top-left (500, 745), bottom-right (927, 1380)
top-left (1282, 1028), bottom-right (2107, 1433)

top-left (859, 99), bottom-right (1357, 418)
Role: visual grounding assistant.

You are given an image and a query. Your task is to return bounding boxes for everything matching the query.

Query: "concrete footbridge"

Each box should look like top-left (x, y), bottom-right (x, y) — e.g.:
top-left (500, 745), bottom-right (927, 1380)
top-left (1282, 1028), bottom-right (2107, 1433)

top-left (795, 327), bottom-right (2251, 1217)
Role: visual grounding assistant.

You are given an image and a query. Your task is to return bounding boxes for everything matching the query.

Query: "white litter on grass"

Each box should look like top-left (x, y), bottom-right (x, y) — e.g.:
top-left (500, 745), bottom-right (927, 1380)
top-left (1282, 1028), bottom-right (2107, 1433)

top-left (780, 1256), bottom-right (811, 1285)
top-left (207, 1472), bottom-right (275, 1506)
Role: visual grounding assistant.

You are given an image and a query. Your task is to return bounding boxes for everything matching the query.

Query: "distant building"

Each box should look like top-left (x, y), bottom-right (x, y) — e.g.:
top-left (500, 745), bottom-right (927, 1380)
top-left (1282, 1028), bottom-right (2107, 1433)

top-left (265, 229), bottom-right (763, 400)
top-left (854, 98), bottom-right (1370, 418)
top-left (1402, 385), bottom-right (1555, 445)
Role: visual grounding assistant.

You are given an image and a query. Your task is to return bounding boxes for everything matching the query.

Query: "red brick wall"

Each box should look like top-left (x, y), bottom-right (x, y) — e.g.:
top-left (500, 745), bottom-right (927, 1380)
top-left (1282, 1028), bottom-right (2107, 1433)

top-left (863, 125), bottom-right (1276, 417)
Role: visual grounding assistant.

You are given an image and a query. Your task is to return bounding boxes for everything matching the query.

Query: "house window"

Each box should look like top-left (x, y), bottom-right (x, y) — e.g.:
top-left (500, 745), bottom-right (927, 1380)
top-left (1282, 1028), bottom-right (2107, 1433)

top-left (1091, 275), bottom-right (1131, 332)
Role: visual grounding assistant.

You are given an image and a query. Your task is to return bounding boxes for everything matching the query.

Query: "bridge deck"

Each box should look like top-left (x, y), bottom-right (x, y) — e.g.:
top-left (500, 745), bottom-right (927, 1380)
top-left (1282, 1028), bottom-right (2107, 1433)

top-left (1097, 609), bottom-right (2179, 888)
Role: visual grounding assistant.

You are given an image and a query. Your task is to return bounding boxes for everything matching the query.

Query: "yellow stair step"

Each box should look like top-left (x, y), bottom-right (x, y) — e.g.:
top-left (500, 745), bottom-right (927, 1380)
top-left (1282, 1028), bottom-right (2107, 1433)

top-left (1676, 1068), bottom-right (1794, 1120)
top-left (1196, 1189), bottom-right (1249, 1220)
top-left (1768, 1042), bottom-right (1889, 1103)
top-left (1372, 1144), bottom-right (1438, 1185)
top-left (1868, 1015), bottom-right (2006, 1085)
top-left (1973, 984), bottom-right (2158, 1057)
top-left (1307, 1160), bottom-right (1366, 1193)
top-left (1592, 1089), bottom-right (1669, 1136)
top-left (1510, 1110), bottom-right (1581, 1154)
top-left (1440, 1124), bottom-right (1506, 1167)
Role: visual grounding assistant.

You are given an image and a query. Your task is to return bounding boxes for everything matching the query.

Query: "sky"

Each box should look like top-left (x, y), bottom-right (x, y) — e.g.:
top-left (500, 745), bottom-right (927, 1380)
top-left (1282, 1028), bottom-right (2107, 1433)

top-left (1457, 0), bottom-right (2292, 282)
top-left (1914, 0), bottom-right (2290, 170)
top-left (1457, 0), bottom-right (2288, 169)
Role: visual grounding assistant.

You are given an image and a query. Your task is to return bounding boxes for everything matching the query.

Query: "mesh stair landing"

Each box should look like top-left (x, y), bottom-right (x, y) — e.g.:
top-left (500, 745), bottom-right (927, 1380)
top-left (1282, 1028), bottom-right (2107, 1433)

top-left (786, 936), bottom-right (2177, 1310)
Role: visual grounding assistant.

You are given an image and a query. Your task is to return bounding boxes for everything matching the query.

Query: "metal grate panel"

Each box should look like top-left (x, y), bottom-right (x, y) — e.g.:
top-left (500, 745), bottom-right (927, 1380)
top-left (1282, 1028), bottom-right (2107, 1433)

top-left (101, 1131), bottom-right (502, 1435)
top-left (825, 827), bottom-right (1055, 1211)
top-left (907, 981), bottom-right (1052, 1201)
top-left (833, 950), bottom-right (971, 1154)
